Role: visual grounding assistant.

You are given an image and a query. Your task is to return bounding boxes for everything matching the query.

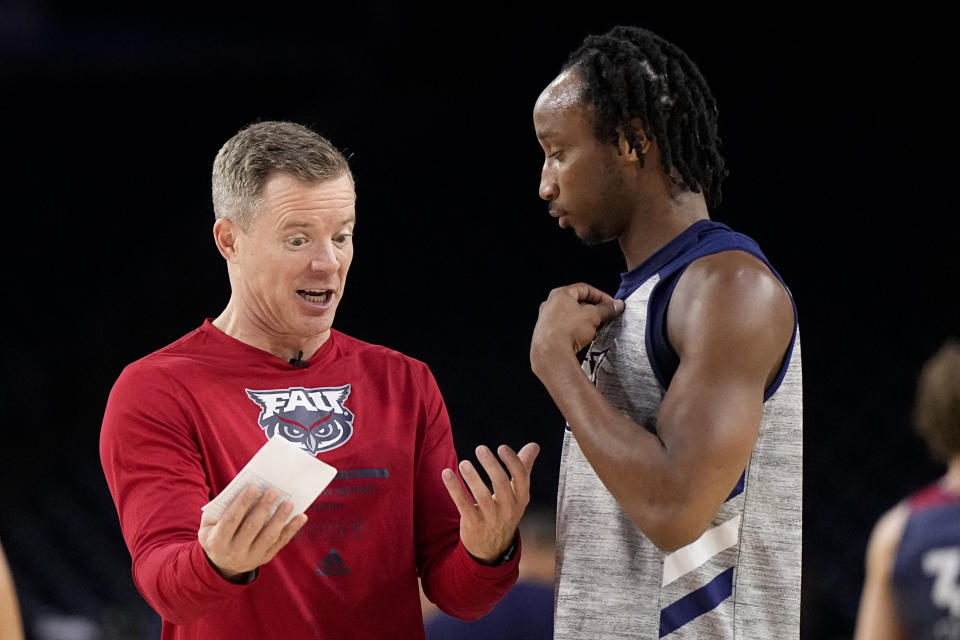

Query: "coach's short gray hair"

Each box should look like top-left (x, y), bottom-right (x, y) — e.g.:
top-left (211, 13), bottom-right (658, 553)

top-left (212, 121), bottom-right (352, 230)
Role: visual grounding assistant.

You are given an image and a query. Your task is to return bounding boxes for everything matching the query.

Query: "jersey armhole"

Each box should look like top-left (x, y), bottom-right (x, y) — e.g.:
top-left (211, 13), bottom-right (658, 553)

top-left (645, 250), bottom-right (799, 401)
top-left (645, 269), bottom-right (683, 391)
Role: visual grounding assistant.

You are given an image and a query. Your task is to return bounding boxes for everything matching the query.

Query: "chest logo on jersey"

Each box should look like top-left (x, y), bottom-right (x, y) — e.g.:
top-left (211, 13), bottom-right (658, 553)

top-left (585, 347), bottom-right (609, 385)
top-left (245, 385), bottom-right (354, 455)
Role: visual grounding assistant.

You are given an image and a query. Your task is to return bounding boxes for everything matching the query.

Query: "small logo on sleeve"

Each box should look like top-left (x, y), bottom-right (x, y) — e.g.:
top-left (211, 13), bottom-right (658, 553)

top-left (245, 385), bottom-right (354, 455)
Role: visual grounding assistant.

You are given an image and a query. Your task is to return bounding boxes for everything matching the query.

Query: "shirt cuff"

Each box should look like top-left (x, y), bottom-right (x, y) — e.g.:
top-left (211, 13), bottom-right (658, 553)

top-left (458, 531), bottom-right (522, 574)
top-left (191, 541), bottom-right (259, 590)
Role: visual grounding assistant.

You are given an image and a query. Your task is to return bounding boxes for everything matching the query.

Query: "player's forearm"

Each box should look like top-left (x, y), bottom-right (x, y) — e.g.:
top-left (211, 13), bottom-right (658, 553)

top-left (853, 577), bottom-right (908, 640)
top-left (533, 355), bottom-right (705, 550)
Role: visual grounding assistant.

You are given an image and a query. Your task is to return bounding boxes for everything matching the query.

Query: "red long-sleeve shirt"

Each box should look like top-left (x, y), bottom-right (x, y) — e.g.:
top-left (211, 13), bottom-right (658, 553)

top-left (100, 321), bottom-right (519, 639)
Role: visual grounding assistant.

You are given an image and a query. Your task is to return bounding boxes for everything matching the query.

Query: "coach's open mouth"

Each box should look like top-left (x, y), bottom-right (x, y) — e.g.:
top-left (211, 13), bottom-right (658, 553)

top-left (298, 289), bottom-right (332, 304)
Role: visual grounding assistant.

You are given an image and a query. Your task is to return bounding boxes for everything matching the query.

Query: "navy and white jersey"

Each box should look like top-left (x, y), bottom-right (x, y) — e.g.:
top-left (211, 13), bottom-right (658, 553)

top-left (555, 219), bottom-right (803, 639)
top-left (893, 483), bottom-right (960, 639)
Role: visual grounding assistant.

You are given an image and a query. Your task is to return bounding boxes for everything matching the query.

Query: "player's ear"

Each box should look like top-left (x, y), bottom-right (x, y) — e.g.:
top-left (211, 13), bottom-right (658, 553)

top-left (618, 118), bottom-right (652, 161)
top-left (213, 218), bottom-right (240, 262)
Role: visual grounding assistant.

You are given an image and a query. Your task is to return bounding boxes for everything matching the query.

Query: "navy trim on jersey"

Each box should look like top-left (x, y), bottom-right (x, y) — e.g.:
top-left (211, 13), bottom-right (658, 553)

top-left (615, 219), bottom-right (798, 402)
top-left (658, 566), bottom-right (735, 637)
top-left (726, 472), bottom-right (745, 502)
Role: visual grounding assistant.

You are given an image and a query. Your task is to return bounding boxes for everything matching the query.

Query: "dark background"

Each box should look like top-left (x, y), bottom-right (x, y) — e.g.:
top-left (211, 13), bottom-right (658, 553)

top-left (1, 2), bottom-right (957, 638)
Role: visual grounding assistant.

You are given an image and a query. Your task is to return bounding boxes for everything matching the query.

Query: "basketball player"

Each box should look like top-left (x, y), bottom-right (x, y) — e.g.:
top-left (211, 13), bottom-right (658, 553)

top-left (854, 338), bottom-right (960, 639)
top-left (529, 26), bottom-right (803, 638)
top-left (100, 121), bottom-right (538, 639)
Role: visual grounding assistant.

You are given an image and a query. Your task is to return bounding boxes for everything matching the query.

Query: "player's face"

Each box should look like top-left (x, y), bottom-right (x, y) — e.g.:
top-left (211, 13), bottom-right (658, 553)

top-left (534, 70), bottom-right (631, 245)
top-left (232, 172), bottom-right (355, 344)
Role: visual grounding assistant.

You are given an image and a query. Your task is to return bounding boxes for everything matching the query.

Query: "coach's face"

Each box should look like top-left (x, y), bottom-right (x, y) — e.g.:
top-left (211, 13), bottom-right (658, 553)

top-left (219, 172), bottom-right (355, 347)
top-left (534, 69), bottom-right (633, 245)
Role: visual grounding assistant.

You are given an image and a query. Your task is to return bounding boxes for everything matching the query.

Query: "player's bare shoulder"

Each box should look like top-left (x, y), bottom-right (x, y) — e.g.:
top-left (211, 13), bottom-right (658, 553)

top-left (866, 502), bottom-right (910, 569)
top-left (667, 250), bottom-right (794, 382)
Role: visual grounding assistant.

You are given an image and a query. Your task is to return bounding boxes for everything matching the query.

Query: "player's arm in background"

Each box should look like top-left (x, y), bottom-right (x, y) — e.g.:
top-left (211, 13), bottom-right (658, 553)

top-left (531, 251), bottom-right (794, 550)
top-left (0, 541), bottom-right (25, 640)
top-left (853, 503), bottom-right (909, 640)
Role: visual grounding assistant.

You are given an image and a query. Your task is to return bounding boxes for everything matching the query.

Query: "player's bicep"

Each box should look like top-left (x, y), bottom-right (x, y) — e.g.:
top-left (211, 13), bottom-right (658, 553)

top-left (655, 252), bottom-right (794, 530)
top-left (656, 356), bottom-right (764, 527)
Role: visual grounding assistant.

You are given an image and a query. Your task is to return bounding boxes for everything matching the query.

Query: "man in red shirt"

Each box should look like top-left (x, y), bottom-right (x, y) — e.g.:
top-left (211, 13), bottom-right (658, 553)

top-left (100, 121), bottom-right (538, 639)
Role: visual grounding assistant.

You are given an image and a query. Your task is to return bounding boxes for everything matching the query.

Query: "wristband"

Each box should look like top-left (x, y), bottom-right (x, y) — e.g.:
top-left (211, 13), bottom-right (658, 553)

top-left (470, 534), bottom-right (518, 567)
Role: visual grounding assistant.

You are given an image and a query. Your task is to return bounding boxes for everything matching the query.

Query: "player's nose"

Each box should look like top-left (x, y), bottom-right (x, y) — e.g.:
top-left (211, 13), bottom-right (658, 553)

top-left (539, 166), bottom-right (557, 201)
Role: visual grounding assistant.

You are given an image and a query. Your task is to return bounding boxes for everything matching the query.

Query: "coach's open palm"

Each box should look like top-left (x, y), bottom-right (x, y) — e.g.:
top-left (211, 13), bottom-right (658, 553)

top-left (441, 443), bottom-right (540, 563)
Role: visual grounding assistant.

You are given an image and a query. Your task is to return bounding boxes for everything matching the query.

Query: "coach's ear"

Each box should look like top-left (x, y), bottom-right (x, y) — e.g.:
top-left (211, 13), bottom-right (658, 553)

top-left (213, 218), bottom-right (241, 263)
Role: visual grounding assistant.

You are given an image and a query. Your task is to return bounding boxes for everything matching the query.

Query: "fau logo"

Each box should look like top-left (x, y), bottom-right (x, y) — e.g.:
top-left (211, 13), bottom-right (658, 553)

top-left (246, 385), bottom-right (354, 455)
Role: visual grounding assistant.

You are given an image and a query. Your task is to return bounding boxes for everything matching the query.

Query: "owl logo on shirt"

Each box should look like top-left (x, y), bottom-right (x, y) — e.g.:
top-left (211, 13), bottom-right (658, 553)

top-left (245, 385), bottom-right (354, 455)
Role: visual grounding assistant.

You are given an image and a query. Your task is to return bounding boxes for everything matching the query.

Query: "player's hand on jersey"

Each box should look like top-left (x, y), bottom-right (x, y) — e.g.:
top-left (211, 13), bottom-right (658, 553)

top-left (198, 486), bottom-right (307, 583)
top-left (530, 283), bottom-right (624, 374)
top-left (442, 443), bottom-right (540, 564)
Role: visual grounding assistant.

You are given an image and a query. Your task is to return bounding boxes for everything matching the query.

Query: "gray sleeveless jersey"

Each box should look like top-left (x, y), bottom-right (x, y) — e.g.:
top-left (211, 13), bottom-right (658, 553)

top-left (554, 221), bottom-right (802, 639)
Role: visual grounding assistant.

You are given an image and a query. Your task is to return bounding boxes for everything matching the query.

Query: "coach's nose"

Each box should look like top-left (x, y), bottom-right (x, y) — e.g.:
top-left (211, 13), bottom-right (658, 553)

top-left (309, 240), bottom-right (340, 274)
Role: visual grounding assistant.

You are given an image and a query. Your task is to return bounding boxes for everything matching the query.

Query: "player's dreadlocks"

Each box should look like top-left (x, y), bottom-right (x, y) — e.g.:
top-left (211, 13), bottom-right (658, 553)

top-left (563, 26), bottom-right (729, 208)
